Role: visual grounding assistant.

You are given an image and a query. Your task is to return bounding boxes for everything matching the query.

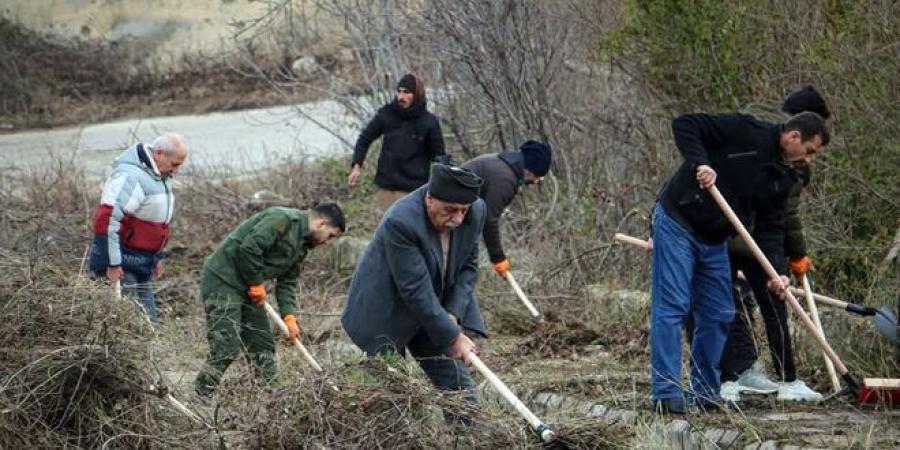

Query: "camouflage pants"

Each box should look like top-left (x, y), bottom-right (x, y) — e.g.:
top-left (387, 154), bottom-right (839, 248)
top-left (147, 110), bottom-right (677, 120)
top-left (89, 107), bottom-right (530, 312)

top-left (194, 270), bottom-right (276, 396)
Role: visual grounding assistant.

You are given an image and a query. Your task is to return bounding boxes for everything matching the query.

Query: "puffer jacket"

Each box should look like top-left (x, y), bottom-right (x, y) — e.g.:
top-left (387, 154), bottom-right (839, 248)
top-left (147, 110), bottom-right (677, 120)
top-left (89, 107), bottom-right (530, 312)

top-left (351, 98), bottom-right (445, 192)
top-left (91, 143), bottom-right (174, 267)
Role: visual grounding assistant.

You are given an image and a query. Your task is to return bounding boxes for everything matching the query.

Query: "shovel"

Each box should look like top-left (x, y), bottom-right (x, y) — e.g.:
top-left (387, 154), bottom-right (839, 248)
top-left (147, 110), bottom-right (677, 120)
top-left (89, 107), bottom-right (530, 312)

top-left (789, 287), bottom-right (898, 345)
top-left (614, 233), bottom-right (900, 345)
top-left (708, 185), bottom-right (862, 394)
top-left (505, 271), bottom-right (544, 323)
top-left (262, 302), bottom-right (323, 372)
top-left (469, 352), bottom-right (561, 446)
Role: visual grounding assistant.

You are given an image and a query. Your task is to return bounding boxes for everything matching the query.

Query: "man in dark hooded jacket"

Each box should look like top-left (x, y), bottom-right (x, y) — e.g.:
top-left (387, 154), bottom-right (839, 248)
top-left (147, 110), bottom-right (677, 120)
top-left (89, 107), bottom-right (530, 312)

top-left (462, 140), bottom-right (552, 278)
top-left (347, 73), bottom-right (446, 217)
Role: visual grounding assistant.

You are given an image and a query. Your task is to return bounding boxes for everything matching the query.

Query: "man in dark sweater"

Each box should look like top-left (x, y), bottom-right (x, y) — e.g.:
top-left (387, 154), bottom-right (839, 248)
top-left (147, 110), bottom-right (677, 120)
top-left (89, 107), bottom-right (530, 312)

top-left (347, 73), bottom-right (446, 217)
top-left (719, 85), bottom-right (831, 403)
top-left (462, 140), bottom-right (552, 277)
top-left (651, 111), bottom-right (829, 414)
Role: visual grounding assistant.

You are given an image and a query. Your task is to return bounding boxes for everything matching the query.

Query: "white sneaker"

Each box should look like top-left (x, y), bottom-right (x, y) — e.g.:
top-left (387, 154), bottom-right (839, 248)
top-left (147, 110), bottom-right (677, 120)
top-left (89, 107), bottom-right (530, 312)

top-left (720, 381), bottom-right (742, 402)
top-left (735, 362), bottom-right (779, 394)
top-left (777, 380), bottom-right (823, 402)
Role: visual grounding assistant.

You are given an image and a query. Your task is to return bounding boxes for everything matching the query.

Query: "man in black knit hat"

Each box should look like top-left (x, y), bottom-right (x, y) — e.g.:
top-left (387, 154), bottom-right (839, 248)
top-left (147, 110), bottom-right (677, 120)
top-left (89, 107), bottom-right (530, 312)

top-left (462, 140), bottom-right (552, 278)
top-left (348, 73), bottom-right (447, 218)
top-left (343, 163), bottom-right (486, 403)
top-left (718, 85), bottom-right (832, 403)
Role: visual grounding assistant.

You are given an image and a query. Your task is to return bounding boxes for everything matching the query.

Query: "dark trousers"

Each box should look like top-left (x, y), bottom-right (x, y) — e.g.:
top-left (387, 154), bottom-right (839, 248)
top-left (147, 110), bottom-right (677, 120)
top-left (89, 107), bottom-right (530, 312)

top-left (719, 252), bottom-right (797, 382)
top-left (371, 331), bottom-right (478, 405)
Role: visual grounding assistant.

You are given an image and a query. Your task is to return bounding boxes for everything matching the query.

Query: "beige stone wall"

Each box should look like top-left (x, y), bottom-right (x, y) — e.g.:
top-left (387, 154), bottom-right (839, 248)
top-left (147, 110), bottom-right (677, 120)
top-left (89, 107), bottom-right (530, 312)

top-left (1, 0), bottom-right (340, 67)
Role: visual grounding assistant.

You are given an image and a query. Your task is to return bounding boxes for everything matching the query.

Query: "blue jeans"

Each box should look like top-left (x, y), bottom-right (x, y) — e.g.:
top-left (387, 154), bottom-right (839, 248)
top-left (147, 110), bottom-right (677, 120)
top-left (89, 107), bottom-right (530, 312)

top-left (651, 205), bottom-right (734, 402)
top-left (90, 235), bottom-right (160, 327)
top-left (121, 271), bottom-right (159, 327)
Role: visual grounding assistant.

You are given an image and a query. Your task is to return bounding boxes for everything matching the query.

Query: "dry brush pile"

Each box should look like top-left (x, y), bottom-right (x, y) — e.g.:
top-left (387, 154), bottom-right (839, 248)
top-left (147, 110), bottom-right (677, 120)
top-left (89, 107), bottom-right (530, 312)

top-left (0, 158), bottom-right (637, 448)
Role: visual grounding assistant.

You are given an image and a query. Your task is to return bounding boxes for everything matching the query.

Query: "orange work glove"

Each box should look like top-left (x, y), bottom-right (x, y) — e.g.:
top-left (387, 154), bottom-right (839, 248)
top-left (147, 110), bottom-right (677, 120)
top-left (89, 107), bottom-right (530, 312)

top-left (247, 284), bottom-right (267, 306)
top-left (788, 256), bottom-right (813, 278)
top-left (493, 258), bottom-right (510, 278)
top-left (282, 314), bottom-right (301, 343)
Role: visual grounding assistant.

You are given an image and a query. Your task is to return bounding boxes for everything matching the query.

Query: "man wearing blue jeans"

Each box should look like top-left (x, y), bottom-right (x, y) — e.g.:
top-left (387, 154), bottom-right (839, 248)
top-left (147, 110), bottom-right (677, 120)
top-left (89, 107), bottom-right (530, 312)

top-left (651, 112), bottom-right (829, 414)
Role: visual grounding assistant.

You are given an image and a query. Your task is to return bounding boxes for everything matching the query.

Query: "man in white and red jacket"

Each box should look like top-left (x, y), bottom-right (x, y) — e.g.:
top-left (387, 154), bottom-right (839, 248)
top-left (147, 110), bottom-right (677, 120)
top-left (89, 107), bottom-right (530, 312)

top-left (89, 133), bottom-right (188, 326)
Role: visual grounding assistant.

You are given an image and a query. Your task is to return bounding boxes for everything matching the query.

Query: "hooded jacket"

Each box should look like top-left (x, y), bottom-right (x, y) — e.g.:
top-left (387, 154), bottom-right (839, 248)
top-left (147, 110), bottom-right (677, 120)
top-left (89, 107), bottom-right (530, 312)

top-left (462, 151), bottom-right (524, 263)
top-left (91, 143), bottom-right (174, 267)
top-left (351, 86), bottom-right (446, 192)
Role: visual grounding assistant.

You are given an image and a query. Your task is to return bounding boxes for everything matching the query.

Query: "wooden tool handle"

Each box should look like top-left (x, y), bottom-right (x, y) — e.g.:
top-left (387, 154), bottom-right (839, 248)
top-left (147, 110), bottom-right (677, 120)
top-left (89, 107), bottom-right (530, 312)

top-left (614, 233), bottom-right (651, 250)
top-left (469, 353), bottom-right (556, 443)
top-left (802, 276), bottom-right (840, 393)
top-left (708, 185), bottom-right (849, 375)
top-left (263, 302), bottom-right (323, 372)
top-left (505, 272), bottom-right (543, 321)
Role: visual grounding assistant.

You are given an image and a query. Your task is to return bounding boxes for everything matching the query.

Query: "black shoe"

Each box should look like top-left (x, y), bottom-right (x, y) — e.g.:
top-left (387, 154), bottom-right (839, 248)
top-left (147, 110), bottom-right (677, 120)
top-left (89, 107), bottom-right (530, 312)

top-left (653, 397), bottom-right (687, 415)
top-left (694, 397), bottom-right (743, 412)
top-left (694, 399), bottom-right (720, 413)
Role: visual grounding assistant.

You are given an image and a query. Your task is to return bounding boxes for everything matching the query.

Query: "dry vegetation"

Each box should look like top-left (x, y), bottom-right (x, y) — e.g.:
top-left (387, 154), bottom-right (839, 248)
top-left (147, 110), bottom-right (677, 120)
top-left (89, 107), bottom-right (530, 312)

top-left (0, 0), bottom-right (897, 448)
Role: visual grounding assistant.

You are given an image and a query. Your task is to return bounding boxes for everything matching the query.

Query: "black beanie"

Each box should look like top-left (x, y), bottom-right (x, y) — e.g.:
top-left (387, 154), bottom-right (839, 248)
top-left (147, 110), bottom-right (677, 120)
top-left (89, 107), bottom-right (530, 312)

top-left (428, 163), bottom-right (483, 204)
top-left (520, 140), bottom-right (552, 177)
top-left (782, 85), bottom-right (830, 119)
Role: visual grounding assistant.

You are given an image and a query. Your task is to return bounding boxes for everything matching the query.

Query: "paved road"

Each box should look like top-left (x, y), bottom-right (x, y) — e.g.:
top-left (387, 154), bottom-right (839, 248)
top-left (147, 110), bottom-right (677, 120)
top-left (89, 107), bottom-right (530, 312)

top-left (0, 101), bottom-right (358, 178)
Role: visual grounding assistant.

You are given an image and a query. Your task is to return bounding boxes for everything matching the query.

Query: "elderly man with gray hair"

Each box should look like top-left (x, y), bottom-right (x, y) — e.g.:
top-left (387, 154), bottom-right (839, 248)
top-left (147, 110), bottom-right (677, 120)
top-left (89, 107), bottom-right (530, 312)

top-left (89, 133), bottom-right (188, 326)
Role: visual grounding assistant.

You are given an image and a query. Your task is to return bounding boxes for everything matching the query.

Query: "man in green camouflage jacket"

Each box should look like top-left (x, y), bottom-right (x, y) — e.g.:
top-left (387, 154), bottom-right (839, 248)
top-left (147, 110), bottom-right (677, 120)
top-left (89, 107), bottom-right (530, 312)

top-left (194, 203), bottom-right (345, 397)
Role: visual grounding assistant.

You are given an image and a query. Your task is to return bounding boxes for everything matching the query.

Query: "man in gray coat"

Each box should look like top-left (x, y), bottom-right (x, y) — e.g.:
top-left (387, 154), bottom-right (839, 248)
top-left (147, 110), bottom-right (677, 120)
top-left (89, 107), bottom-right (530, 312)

top-left (462, 140), bottom-right (552, 278)
top-left (342, 163), bottom-right (486, 402)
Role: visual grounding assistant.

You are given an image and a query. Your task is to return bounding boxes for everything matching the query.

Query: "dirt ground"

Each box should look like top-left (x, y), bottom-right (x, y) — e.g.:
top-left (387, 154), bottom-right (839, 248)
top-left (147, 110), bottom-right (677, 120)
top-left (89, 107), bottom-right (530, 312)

top-left (150, 280), bottom-right (899, 449)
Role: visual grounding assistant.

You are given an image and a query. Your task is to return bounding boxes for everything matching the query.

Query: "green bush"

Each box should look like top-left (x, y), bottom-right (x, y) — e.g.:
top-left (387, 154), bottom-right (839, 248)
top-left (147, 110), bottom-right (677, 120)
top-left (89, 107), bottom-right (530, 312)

top-left (603, 0), bottom-right (899, 300)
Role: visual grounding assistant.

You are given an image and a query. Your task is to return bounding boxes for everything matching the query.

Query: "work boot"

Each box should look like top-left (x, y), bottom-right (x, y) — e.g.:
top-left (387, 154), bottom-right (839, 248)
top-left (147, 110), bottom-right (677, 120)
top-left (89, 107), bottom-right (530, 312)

top-left (735, 361), bottom-right (778, 394)
top-left (720, 381), bottom-right (742, 402)
top-left (777, 380), bottom-right (823, 402)
top-left (652, 397), bottom-right (687, 415)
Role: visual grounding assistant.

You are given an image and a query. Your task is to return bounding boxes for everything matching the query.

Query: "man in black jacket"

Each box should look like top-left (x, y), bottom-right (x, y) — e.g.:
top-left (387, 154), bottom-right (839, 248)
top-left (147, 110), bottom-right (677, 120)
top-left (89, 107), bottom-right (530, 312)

top-left (462, 140), bottom-right (552, 278)
top-left (650, 111), bottom-right (829, 414)
top-left (347, 73), bottom-right (446, 217)
top-left (719, 85), bottom-right (831, 403)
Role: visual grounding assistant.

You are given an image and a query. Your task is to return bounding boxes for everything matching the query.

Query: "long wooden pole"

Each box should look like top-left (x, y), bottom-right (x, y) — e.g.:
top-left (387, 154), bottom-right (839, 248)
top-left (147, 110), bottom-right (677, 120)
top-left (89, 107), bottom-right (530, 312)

top-left (263, 302), bottom-right (323, 372)
top-left (801, 275), bottom-right (840, 393)
top-left (707, 185), bottom-right (850, 376)
top-left (469, 353), bottom-right (556, 443)
top-left (505, 272), bottom-right (543, 322)
top-left (147, 385), bottom-right (211, 428)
